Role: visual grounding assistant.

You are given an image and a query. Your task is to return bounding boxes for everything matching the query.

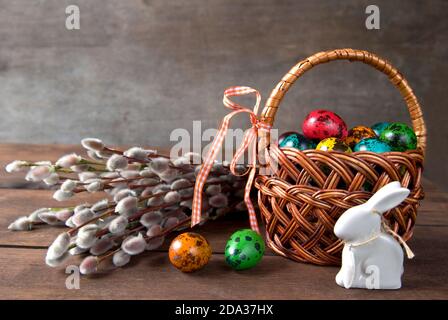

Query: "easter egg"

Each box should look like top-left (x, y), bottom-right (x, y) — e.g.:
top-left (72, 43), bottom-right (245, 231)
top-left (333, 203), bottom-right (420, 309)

top-left (371, 122), bottom-right (390, 136)
top-left (278, 131), bottom-right (297, 145)
top-left (302, 109), bottom-right (348, 140)
top-left (361, 181), bottom-right (374, 192)
top-left (379, 123), bottom-right (417, 152)
top-left (354, 137), bottom-right (392, 153)
top-left (345, 126), bottom-right (377, 148)
top-left (316, 137), bottom-right (352, 153)
top-left (279, 132), bottom-right (317, 150)
top-left (225, 229), bottom-right (265, 270)
top-left (169, 232), bottom-right (212, 272)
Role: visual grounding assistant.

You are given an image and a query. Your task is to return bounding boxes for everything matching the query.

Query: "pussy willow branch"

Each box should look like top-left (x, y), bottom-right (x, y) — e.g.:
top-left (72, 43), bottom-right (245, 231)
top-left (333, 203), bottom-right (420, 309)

top-left (97, 216), bottom-right (191, 264)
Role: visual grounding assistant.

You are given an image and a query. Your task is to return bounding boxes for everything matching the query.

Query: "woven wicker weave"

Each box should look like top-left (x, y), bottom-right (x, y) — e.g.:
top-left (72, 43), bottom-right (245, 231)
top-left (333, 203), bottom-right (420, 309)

top-left (254, 49), bottom-right (426, 266)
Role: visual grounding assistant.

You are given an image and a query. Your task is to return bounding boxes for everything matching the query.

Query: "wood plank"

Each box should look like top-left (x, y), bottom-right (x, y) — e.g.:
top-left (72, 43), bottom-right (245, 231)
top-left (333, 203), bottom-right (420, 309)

top-left (0, 189), bottom-right (103, 247)
top-left (1, 187), bottom-right (447, 248)
top-left (417, 190), bottom-right (448, 225)
top-left (0, 142), bottom-right (445, 192)
top-left (0, 143), bottom-right (170, 189)
top-left (0, 225), bottom-right (447, 299)
top-left (0, 1), bottom-right (447, 192)
top-left (0, 188), bottom-right (256, 252)
top-left (0, 144), bottom-right (84, 189)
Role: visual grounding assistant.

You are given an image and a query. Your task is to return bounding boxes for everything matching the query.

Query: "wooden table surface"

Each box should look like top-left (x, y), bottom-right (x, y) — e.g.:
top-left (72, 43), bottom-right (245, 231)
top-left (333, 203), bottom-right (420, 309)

top-left (0, 143), bottom-right (447, 300)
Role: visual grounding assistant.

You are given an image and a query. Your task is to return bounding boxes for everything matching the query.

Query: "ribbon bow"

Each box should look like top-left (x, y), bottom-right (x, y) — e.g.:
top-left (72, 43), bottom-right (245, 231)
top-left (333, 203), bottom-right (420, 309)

top-left (346, 211), bottom-right (415, 259)
top-left (191, 86), bottom-right (271, 233)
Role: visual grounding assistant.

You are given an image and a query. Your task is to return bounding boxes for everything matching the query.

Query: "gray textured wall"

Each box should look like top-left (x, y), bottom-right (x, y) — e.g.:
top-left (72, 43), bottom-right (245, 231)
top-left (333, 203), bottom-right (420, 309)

top-left (0, 0), bottom-right (447, 189)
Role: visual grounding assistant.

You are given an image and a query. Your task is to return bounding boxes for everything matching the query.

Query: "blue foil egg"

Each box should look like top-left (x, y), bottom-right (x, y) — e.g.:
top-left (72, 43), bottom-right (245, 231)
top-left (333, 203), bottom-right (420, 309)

top-left (279, 132), bottom-right (317, 151)
top-left (354, 137), bottom-right (392, 153)
top-left (371, 122), bottom-right (390, 137)
top-left (278, 131), bottom-right (298, 145)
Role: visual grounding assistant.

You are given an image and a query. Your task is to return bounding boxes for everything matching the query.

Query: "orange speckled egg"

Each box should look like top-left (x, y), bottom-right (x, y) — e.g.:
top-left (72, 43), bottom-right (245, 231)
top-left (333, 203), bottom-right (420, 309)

top-left (345, 125), bottom-right (376, 148)
top-left (169, 232), bottom-right (212, 272)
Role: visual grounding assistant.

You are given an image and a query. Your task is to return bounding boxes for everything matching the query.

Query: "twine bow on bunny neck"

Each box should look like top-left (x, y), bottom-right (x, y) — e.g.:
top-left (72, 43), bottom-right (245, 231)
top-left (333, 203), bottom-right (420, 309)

top-left (345, 210), bottom-right (415, 259)
top-left (375, 211), bottom-right (415, 259)
top-left (191, 86), bottom-right (271, 234)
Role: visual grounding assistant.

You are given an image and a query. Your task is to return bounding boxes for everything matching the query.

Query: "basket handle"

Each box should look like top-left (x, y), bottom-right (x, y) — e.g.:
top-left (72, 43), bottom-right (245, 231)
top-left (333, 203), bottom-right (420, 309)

top-left (259, 48), bottom-right (426, 153)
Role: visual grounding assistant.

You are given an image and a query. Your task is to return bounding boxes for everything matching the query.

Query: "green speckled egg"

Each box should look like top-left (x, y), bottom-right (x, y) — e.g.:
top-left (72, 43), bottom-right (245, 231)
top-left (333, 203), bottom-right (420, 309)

top-left (279, 132), bottom-right (317, 150)
top-left (379, 123), bottom-right (417, 152)
top-left (361, 181), bottom-right (374, 192)
top-left (354, 137), bottom-right (392, 153)
top-left (371, 122), bottom-right (390, 136)
top-left (224, 229), bottom-right (265, 270)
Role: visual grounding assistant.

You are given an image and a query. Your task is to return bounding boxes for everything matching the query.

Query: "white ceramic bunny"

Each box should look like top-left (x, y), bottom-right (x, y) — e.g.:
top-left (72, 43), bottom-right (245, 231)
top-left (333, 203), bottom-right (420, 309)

top-left (334, 181), bottom-right (414, 290)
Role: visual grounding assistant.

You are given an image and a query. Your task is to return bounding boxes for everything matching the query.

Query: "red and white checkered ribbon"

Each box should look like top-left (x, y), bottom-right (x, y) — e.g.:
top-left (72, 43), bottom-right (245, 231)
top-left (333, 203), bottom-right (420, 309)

top-left (191, 86), bottom-right (271, 233)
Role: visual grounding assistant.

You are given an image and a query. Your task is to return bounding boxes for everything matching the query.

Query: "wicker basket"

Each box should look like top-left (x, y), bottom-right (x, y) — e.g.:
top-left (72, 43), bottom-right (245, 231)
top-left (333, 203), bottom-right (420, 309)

top-left (254, 48), bottom-right (426, 266)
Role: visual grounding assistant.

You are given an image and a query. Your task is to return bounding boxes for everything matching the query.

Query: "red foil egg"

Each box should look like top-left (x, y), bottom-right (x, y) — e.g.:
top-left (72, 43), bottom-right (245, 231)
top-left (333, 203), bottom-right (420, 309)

top-left (302, 110), bottom-right (348, 140)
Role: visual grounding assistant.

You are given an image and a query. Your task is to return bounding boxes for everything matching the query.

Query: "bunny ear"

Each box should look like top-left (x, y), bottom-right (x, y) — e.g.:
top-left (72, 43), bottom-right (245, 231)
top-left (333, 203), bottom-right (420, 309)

top-left (365, 183), bottom-right (410, 214)
top-left (377, 181), bottom-right (401, 193)
top-left (365, 182), bottom-right (400, 207)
